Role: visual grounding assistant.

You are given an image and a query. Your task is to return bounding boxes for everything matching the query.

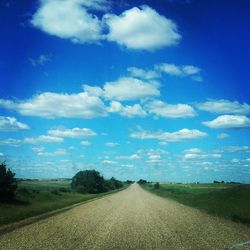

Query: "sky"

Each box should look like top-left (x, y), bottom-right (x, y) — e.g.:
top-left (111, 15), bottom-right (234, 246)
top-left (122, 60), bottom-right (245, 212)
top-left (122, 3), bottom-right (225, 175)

top-left (0, 0), bottom-right (250, 182)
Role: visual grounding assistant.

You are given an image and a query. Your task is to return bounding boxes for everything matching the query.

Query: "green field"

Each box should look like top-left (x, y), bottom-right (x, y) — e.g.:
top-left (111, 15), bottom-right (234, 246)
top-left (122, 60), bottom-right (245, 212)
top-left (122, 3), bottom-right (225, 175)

top-left (142, 183), bottom-right (250, 226)
top-left (0, 180), bottom-right (127, 226)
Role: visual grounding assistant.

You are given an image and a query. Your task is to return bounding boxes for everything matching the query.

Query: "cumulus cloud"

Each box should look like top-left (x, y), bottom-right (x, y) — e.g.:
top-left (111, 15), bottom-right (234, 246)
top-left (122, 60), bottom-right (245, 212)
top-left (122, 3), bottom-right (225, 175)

top-left (103, 77), bottom-right (160, 101)
top-left (184, 148), bottom-right (202, 154)
top-left (80, 140), bottom-right (92, 146)
top-left (0, 92), bottom-right (107, 119)
top-left (24, 135), bottom-right (63, 144)
top-left (215, 146), bottom-right (249, 153)
top-left (48, 127), bottom-right (96, 138)
top-left (33, 147), bottom-right (68, 157)
top-left (104, 5), bottom-right (181, 51)
top-left (127, 67), bottom-right (160, 80)
top-left (183, 153), bottom-right (221, 160)
top-left (146, 100), bottom-right (196, 118)
top-left (118, 154), bottom-right (141, 160)
top-left (83, 85), bottom-right (103, 96)
top-left (105, 142), bottom-right (120, 147)
top-left (29, 54), bottom-right (51, 67)
top-left (31, 0), bottom-right (104, 44)
top-left (146, 154), bottom-right (164, 164)
top-left (102, 159), bottom-right (118, 165)
top-left (203, 115), bottom-right (250, 129)
top-left (31, 2), bottom-right (181, 51)
top-left (197, 99), bottom-right (250, 115)
top-left (108, 101), bottom-right (147, 118)
top-left (130, 128), bottom-right (207, 142)
top-left (0, 116), bottom-right (30, 131)
top-left (155, 63), bottom-right (202, 81)
top-left (0, 138), bottom-right (22, 147)
top-left (217, 133), bottom-right (230, 139)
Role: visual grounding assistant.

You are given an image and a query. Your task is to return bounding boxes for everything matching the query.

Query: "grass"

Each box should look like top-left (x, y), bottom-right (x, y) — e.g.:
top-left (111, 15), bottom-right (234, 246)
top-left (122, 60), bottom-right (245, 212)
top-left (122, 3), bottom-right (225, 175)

top-left (0, 180), bottom-right (127, 226)
top-left (142, 183), bottom-right (250, 226)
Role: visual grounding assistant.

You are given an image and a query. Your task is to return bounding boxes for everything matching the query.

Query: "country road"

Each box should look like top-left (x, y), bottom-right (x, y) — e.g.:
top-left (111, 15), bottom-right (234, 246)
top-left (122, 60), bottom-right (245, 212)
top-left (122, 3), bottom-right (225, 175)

top-left (0, 184), bottom-right (250, 250)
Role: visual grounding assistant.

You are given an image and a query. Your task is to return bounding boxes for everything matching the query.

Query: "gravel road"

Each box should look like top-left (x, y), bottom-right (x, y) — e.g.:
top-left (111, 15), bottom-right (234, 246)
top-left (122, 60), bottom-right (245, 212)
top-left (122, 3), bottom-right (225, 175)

top-left (0, 184), bottom-right (250, 250)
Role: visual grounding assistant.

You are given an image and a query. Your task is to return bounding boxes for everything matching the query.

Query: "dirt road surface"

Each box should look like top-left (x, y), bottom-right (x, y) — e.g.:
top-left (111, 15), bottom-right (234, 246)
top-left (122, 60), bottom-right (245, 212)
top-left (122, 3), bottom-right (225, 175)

top-left (0, 184), bottom-right (250, 250)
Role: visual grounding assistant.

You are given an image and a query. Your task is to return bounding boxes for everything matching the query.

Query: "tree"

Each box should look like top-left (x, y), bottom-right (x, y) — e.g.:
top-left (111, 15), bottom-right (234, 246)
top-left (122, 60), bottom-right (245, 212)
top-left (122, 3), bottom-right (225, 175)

top-left (137, 179), bottom-right (147, 184)
top-left (71, 170), bottom-right (107, 194)
top-left (0, 162), bottom-right (17, 201)
top-left (154, 182), bottom-right (160, 189)
top-left (105, 177), bottom-right (123, 190)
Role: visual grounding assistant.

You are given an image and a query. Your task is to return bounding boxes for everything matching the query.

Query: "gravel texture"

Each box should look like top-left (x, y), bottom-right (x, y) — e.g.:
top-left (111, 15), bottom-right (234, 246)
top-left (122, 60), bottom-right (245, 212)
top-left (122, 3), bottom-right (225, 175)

top-left (0, 184), bottom-right (250, 250)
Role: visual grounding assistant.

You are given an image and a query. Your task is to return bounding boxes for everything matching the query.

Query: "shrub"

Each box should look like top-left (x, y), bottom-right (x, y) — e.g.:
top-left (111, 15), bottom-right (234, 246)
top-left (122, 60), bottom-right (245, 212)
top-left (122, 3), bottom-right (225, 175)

top-left (59, 187), bottom-right (71, 193)
top-left (51, 189), bottom-right (61, 195)
top-left (137, 179), bottom-right (147, 184)
top-left (71, 170), bottom-right (108, 194)
top-left (154, 182), bottom-right (160, 189)
top-left (0, 162), bottom-right (17, 201)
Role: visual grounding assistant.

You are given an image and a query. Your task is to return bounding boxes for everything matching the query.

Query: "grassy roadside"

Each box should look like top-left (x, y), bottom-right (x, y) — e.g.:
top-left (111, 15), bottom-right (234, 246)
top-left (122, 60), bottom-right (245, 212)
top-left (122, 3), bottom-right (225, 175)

top-left (141, 183), bottom-right (250, 226)
top-left (0, 180), bottom-right (128, 226)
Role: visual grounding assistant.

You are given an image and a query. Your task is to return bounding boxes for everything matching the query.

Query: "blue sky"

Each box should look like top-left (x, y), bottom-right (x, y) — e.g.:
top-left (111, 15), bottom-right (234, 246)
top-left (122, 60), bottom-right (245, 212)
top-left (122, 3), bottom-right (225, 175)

top-left (0, 0), bottom-right (250, 182)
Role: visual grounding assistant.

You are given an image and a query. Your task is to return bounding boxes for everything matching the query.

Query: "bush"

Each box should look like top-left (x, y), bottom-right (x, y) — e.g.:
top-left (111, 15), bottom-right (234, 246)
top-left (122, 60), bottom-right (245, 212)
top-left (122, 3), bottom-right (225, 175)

top-left (0, 162), bottom-right (17, 201)
top-left (51, 189), bottom-right (61, 195)
top-left (59, 187), bottom-right (71, 193)
top-left (137, 179), bottom-right (147, 184)
top-left (105, 177), bottom-right (123, 190)
top-left (154, 182), bottom-right (160, 189)
top-left (71, 170), bottom-right (108, 194)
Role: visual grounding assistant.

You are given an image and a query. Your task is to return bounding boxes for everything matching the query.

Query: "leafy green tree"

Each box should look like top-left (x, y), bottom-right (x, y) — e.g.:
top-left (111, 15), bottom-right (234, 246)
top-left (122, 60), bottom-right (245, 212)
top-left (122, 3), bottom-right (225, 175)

top-left (105, 177), bottom-right (123, 190)
top-left (154, 182), bottom-right (160, 189)
top-left (0, 162), bottom-right (17, 201)
top-left (137, 179), bottom-right (147, 184)
top-left (71, 170), bottom-right (107, 194)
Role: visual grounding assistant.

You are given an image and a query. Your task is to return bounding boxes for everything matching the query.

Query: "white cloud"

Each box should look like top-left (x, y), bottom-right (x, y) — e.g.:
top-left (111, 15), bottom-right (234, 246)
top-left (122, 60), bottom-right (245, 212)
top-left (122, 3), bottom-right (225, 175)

top-left (32, 146), bottom-right (45, 154)
top-left (146, 154), bottom-right (162, 164)
top-left (146, 100), bottom-right (196, 118)
top-left (184, 148), bottom-right (202, 154)
top-left (155, 63), bottom-right (202, 81)
top-left (0, 92), bottom-right (107, 119)
top-left (0, 116), bottom-right (30, 131)
top-left (24, 135), bottom-right (63, 144)
top-left (118, 154), bottom-right (141, 160)
top-left (29, 54), bottom-right (51, 67)
top-left (127, 67), bottom-right (160, 80)
top-left (121, 164), bottom-right (134, 168)
top-left (215, 146), bottom-right (249, 153)
top-left (31, 0), bottom-right (104, 44)
top-left (183, 153), bottom-right (221, 160)
top-left (149, 154), bottom-right (161, 160)
top-left (83, 85), bottom-right (103, 96)
top-left (231, 158), bottom-right (240, 164)
top-left (104, 5), bottom-right (181, 51)
top-left (203, 115), bottom-right (250, 129)
top-left (197, 99), bottom-right (250, 115)
top-left (130, 128), bottom-right (207, 142)
top-left (80, 140), bottom-right (92, 146)
top-left (156, 63), bottom-right (182, 76)
top-left (0, 138), bottom-right (22, 147)
top-left (103, 77), bottom-right (160, 101)
top-left (217, 133), bottom-right (230, 139)
top-left (48, 127), bottom-right (96, 138)
top-left (105, 142), bottom-right (120, 147)
top-left (182, 65), bottom-right (201, 75)
top-left (102, 159), bottom-right (117, 165)
top-left (108, 101), bottom-right (147, 118)
top-left (33, 147), bottom-right (68, 157)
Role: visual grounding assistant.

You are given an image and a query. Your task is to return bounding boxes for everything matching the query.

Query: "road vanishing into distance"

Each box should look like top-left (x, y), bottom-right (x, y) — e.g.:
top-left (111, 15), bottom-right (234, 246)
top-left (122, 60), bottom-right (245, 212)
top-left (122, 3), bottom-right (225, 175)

top-left (0, 184), bottom-right (250, 250)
